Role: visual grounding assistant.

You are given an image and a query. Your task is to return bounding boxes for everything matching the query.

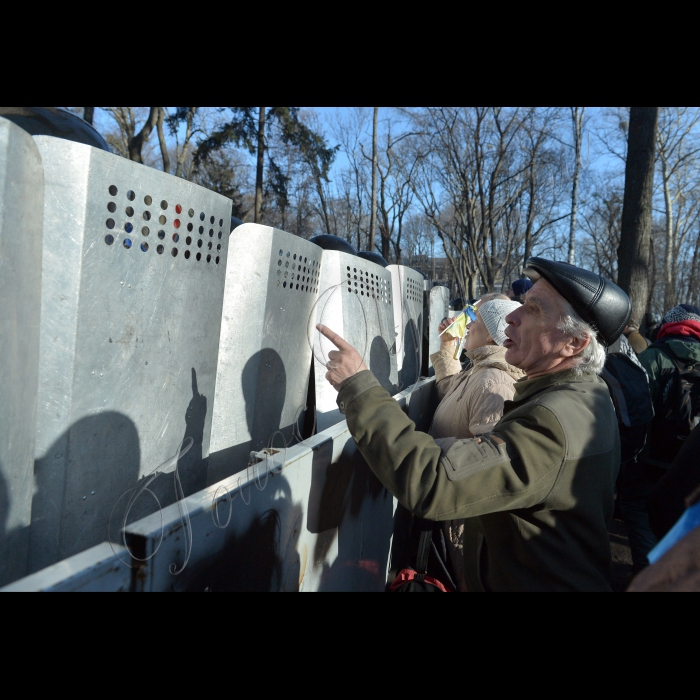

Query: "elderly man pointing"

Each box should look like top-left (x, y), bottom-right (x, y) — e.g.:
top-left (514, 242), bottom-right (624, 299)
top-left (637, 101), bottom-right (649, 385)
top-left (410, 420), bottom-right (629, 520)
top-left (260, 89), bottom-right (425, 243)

top-left (318, 258), bottom-right (631, 592)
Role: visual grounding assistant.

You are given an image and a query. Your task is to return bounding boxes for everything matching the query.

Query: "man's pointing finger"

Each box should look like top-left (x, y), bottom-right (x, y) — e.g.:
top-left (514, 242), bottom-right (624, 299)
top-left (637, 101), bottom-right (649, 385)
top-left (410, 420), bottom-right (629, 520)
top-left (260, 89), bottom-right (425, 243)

top-left (316, 323), bottom-right (351, 350)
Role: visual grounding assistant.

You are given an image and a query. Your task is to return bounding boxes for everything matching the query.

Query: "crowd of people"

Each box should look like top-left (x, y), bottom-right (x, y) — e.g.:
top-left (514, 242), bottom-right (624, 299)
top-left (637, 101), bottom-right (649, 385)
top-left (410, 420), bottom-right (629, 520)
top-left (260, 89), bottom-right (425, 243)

top-left (317, 258), bottom-right (700, 592)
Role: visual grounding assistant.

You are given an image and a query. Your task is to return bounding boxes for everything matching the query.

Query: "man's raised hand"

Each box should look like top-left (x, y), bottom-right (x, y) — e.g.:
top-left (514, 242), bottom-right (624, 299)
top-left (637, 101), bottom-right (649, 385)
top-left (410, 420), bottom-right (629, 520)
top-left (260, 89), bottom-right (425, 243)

top-left (316, 323), bottom-right (368, 391)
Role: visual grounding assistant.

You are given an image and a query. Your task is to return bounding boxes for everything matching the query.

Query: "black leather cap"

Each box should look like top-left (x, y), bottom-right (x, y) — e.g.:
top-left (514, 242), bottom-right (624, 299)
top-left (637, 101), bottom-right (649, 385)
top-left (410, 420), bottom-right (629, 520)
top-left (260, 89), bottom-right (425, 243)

top-left (522, 257), bottom-right (631, 346)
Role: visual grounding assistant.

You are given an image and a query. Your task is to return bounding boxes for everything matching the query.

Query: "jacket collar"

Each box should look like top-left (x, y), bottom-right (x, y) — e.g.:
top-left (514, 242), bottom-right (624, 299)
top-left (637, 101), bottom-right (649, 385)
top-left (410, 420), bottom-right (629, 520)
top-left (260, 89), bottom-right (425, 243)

top-left (466, 344), bottom-right (506, 364)
top-left (510, 368), bottom-right (590, 405)
top-left (466, 344), bottom-right (525, 380)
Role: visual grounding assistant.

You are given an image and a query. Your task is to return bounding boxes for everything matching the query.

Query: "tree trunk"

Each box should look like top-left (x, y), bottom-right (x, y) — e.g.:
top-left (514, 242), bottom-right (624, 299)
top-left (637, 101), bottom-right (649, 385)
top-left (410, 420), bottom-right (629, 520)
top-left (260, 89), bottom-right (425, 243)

top-left (128, 107), bottom-right (159, 163)
top-left (618, 107), bottom-right (659, 333)
top-left (660, 157), bottom-right (676, 311)
top-left (369, 107), bottom-right (378, 251)
top-left (83, 107), bottom-right (94, 125)
top-left (175, 107), bottom-right (195, 179)
top-left (254, 107), bottom-right (266, 224)
top-left (568, 107), bottom-right (585, 264)
top-left (156, 107), bottom-right (170, 174)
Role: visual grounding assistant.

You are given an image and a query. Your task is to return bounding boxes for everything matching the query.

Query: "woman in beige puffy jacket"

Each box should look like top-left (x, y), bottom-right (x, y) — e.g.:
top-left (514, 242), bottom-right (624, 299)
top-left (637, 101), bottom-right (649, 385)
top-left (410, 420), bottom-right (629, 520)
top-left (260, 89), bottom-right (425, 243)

top-left (429, 292), bottom-right (524, 590)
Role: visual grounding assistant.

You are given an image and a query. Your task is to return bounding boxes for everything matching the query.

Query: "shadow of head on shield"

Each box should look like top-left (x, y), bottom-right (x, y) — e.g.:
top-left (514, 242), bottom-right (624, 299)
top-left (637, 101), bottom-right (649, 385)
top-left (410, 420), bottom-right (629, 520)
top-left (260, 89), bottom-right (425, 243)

top-left (30, 411), bottom-right (141, 574)
top-left (243, 348), bottom-right (287, 453)
top-left (369, 335), bottom-right (397, 395)
top-left (399, 317), bottom-right (421, 391)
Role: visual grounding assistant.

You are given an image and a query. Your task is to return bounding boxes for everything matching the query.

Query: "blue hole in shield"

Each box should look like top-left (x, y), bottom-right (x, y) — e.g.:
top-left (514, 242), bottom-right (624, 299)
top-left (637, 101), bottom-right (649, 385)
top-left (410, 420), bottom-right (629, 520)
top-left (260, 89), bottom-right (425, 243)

top-left (123, 238), bottom-right (132, 249)
top-left (125, 223), bottom-right (133, 233)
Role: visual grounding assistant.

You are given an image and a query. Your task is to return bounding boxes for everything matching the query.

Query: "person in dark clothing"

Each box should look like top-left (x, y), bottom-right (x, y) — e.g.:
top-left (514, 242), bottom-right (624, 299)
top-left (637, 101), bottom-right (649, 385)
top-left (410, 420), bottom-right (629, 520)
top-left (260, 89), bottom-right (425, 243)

top-left (647, 422), bottom-right (700, 540)
top-left (506, 278), bottom-right (534, 303)
top-left (625, 303), bottom-right (700, 572)
top-left (644, 312), bottom-right (662, 344)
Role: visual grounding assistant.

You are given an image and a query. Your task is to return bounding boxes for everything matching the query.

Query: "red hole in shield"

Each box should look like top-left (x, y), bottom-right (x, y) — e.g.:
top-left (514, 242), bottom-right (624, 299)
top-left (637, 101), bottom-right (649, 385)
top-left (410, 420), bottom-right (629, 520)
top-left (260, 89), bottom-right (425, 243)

top-left (175, 204), bottom-right (182, 214)
top-left (174, 219), bottom-right (181, 229)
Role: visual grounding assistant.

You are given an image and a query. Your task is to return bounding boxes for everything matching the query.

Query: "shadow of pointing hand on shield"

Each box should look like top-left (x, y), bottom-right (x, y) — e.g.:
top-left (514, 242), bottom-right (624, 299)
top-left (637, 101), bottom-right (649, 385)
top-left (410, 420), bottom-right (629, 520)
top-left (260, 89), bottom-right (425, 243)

top-left (178, 367), bottom-right (208, 497)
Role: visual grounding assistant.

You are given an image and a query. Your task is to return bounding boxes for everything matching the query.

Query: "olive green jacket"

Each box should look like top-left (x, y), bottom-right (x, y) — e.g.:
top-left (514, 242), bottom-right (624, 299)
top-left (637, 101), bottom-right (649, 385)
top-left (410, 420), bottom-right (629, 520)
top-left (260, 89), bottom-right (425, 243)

top-left (337, 368), bottom-right (620, 592)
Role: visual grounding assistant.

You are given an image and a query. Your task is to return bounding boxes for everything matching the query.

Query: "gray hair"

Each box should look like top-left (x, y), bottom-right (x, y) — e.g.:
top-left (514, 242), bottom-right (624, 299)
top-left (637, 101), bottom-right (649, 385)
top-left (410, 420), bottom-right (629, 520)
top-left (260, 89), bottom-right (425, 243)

top-left (556, 298), bottom-right (606, 376)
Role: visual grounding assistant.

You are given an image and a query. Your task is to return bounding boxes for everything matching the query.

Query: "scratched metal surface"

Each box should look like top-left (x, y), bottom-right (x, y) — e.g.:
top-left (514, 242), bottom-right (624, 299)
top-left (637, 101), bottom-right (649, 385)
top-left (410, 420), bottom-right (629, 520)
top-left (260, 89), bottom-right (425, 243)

top-left (422, 285), bottom-right (451, 377)
top-left (208, 225), bottom-right (323, 485)
top-left (387, 265), bottom-right (425, 392)
top-left (29, 136), bottom-right (232, 575)
top-left (0, 119), bottom-right (44, 587)
top-left (0, 542), bottom-right (131, 592)
top-left (124, 376), bottom-right (437, 592)
top-left (313, 250), bottom-right (397, 433)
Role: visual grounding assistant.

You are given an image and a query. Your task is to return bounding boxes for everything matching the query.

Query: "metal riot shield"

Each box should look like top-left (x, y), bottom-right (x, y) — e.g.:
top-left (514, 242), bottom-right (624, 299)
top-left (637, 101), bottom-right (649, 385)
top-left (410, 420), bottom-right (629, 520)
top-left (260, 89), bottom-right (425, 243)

top-left (312, 251), bottom-right (397, 432)
top-left (0, 118), bottom-right (44, 587)
top-left (29, 136), bottom-right (232, 574)
top-left (387, 265), bottom-right (425, 392)
top-left (422, 285), bottom-right (451, 377)
top-left (208, 224), bottom-right (323, 485)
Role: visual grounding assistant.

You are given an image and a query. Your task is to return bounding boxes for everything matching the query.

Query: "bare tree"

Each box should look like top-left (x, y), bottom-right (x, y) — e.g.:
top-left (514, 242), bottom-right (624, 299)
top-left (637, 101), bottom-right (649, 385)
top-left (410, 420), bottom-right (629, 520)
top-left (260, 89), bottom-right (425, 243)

top-left (128, 107), bottom-right (159, 163)
top-left (331, 108), bottom-right (372, 250)
top-left (655, 107), bottom-right (700, 310)
top-left (369, 107), bottom-right (378, 251)
top-left (404, 107), bottom-right (567, 296)
top-left (568, 107), bottom-right (586, 264)
top-left (155, 107), bottom-right (170, 174)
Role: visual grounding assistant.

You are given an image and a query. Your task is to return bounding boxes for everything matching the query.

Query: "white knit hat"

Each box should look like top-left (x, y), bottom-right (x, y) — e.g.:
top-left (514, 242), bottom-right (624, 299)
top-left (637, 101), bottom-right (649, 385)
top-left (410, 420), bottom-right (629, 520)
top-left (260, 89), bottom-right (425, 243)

top-left (478, 299), bottom-right (522, 346)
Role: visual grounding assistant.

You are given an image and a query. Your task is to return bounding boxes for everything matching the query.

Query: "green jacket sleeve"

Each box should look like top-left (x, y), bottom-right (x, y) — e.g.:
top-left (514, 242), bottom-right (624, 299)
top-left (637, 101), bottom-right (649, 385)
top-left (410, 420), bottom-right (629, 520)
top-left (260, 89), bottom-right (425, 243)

top-left (638, 347), bottom-right (672, 406)
top-left (337, 370), bottom-right (567, 521)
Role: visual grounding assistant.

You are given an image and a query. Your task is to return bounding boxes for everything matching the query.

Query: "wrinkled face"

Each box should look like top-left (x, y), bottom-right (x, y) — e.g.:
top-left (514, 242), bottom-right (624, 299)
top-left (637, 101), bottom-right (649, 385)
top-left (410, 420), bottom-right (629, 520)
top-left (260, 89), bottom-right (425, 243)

top-left (503, 279), bottom-right (580, 377)
top-left (465, 300), bottom-right (494, 351)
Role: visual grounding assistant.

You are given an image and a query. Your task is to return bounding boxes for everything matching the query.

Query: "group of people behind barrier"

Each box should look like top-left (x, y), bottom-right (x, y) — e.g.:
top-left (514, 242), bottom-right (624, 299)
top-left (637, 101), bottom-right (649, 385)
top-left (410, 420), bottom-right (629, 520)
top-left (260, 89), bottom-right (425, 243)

top-left (317, 257), bottom-right (700, 592)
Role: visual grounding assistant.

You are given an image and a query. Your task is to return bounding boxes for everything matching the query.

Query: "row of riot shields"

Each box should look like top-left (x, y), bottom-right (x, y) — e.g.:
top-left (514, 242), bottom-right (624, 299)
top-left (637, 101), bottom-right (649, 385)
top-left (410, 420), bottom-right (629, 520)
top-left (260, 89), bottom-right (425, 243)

top-left (0, 117), bottom-right (451, 589)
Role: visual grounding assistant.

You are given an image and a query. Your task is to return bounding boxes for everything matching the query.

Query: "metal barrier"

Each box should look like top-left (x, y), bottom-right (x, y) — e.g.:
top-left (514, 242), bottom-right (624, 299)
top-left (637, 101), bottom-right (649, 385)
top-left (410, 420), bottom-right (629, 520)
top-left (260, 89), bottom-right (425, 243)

top-left (208, 224), bottom-right (323, 485)
top-left (387, 265), bottom-right (425, 391)
top-left (313, 250), bottom-right (397, 433)
top-left (0, 542), bottom-right (131, 592)
top-left (124, 376), bottom-right (437, 592)
top-left (0, 118), bottom-right (44, 587)
top-left (29, 136), bottom-right (232, 575)
top-left (2, 377), bottom-right (437, 592)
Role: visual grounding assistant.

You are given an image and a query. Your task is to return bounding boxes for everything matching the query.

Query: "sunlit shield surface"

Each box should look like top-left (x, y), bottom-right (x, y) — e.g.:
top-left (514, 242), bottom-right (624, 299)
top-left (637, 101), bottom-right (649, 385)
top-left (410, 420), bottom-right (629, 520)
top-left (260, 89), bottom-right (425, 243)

top-left (423, 285), bottom-right (451, 376)
top-left (387, 265), bottom-right (425, 391)
top-left (30, 136), bottom-right (231, 574)
top-left (208, 224), bottom-right (323, 485)
top-left (313, 251), bottom-right (397, 432)
top-left (0, 118), bottom-right (44, 587)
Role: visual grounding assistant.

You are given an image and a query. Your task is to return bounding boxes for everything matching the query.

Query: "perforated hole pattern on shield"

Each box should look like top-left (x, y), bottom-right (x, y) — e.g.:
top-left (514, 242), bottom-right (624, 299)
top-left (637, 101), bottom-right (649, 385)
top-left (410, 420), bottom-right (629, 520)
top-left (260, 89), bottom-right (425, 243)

top-left (104, 185), bottom-right (225, 266)
top-left (276, 248), bottom-right (321, 293)
top-left (345, 264), bottom-right (391, 304)
top-left (406, 275), bottom-right (422, 304)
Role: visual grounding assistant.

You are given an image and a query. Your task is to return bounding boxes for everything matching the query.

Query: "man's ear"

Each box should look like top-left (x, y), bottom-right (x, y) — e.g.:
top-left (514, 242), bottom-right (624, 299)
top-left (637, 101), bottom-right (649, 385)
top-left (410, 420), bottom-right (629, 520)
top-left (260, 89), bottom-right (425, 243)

top-left (561, 333), bottom-right (591, 358)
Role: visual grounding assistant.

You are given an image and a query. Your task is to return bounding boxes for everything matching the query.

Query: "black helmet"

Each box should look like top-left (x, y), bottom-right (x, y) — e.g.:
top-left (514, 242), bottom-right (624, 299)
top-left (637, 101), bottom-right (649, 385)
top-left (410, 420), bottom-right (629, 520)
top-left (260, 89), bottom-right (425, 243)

top-left (357, 250), bottom-right (388, 267)
top-left (0, 107), bottom-right (110, 151)
top-left (309, 234), bottom-right (357, 255)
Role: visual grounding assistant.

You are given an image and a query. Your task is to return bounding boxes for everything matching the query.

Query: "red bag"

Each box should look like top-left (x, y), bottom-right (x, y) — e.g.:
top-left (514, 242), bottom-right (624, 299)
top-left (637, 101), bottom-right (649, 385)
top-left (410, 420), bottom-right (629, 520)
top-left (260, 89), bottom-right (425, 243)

top-left (388, 567), bottom-right (452, 592)
top-left (388, 524), bottom-right (454, 592)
